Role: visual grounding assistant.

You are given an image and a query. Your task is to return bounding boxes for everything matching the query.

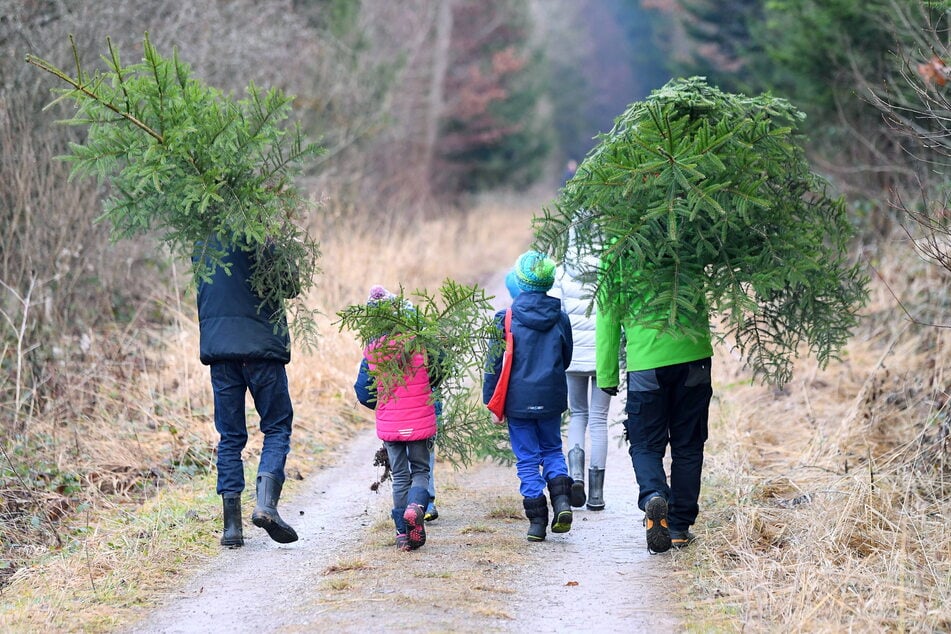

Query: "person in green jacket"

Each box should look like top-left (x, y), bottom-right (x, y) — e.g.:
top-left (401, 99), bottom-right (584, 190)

top-left (596, 285), bottom-right (713, 554)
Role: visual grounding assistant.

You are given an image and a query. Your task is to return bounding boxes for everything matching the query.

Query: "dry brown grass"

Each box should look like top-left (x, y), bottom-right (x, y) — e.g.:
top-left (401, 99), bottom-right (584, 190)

top-left (679, 241), bottom-right (951, 632)
top-left (4, 188), bottom-right (950, 632)
top-left (0, 190), bottom-right (540, 632)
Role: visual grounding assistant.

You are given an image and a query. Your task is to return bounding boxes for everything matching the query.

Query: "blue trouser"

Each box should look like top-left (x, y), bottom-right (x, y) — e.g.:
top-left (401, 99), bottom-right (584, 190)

top-left (427, 448), bottom-right (436, 501)
top-left (385, 438), bottom-right (433, 511)
top-left (624, 358), bottom-right (712, 533)
top-left (507, 415), bottom-right (569, 498)
top-left (211, 360), bottom-right (293, 495)
top-left (428, 398), bottom-right (444, 502)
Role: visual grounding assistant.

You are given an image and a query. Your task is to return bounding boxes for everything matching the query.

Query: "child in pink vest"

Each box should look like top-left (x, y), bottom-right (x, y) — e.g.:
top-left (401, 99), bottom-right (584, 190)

top-left (354, 286), bottom-right (438, 551)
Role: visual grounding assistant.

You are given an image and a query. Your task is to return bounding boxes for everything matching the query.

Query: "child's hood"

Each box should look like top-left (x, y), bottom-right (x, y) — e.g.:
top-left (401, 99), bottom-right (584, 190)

top-left (511, 292), bottom-right (564, 331)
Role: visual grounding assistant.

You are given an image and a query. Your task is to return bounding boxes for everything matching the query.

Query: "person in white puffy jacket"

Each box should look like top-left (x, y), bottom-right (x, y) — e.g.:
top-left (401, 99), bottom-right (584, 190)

top-left (550, 253), bottom-right (613, 510)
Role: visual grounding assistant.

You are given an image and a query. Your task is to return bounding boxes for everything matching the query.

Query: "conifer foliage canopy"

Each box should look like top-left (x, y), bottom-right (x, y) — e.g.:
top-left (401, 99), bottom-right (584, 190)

top-left (27, 34), bottom-right (322, 346)
top-left (535, 77), bottom-right (869, 385)
top-left (336, 281), bottom-right (510, 467)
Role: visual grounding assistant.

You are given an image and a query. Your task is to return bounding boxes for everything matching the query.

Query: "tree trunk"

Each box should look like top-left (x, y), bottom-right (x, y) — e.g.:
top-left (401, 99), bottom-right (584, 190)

top-left (423, 0), bottom-right (453, 184)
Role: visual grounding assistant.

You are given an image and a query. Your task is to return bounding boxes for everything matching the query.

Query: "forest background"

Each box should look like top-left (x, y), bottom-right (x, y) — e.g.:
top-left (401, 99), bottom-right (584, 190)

top-left (2, 0), bottom-right (951, 631)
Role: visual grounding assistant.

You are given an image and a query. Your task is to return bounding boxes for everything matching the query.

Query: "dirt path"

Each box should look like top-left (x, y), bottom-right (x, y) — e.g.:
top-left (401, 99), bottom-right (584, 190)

top-left (126, 277), bottom-right (682, 633)
top-left (125, 429), bottom-right (393, 633)
top-left (127, 421), bottom-right (681, 634)
top-left (503, 424), bottom-right (683, 632)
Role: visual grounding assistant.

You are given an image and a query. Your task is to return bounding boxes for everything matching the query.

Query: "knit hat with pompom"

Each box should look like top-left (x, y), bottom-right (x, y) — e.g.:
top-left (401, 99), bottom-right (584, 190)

top-left (367, 285), bottom-right (413, 310)
top-left (367, 285), bottom-right (396, 305)
top-left (514, 251), bottom-right (556, 292)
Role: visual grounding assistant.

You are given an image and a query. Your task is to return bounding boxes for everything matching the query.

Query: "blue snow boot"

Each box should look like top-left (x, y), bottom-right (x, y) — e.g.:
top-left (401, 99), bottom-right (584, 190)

top-left (391, 508), bottom-right (410, 551)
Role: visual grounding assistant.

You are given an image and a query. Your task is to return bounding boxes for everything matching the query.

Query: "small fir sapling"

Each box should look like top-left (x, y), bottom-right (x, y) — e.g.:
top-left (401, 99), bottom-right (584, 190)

top-left (337, 280), bottom-right (512, 467)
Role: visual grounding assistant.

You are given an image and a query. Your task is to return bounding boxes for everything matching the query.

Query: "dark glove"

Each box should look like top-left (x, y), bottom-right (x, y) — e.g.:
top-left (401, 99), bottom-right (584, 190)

top-left (601, 386), bottom-right (619, 396)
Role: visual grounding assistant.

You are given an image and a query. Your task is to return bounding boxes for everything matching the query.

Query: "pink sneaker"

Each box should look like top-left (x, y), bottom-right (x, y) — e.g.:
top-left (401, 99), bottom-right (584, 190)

top-left (403, 503), bottom-right (427, 549)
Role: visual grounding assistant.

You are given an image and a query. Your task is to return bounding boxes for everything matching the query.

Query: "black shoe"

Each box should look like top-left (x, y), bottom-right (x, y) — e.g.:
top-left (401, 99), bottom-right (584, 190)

top-left (586, 468), bottom-right (605, 511)
top-left (251, 473), bottom-right (299, 544)
top-left (645, 495), bottom-right (671, 554)
top-left (547, 475), bottom-right (573, 533)
top-left (424, 501), bottom-right (439, 522)
top-left (670, 529), bottom-right (696, 549)
top-left (569, 480), bottom-right (587, 508)
top-left (567, 446), bottom-right (586, 507)
top-left (220, 494), bottom-right (244, 547)
top-left (523, 495), bottom-right (548, 542)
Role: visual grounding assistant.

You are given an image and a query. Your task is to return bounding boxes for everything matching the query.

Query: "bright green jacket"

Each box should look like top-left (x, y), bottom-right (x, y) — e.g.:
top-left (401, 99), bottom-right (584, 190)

top-left (595, 301), bottom-right (713, 389)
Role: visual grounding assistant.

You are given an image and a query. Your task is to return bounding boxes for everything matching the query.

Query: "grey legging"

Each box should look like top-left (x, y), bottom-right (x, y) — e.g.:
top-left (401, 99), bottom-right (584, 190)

top-left (566, 372), bottom-right (612, 468)
top-left (385, 438), bottom-right (433, 510)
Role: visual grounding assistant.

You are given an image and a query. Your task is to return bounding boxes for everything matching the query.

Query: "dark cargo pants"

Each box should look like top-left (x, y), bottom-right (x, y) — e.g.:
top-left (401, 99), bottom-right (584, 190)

top-left (623, 358), bottom-right (712, 532)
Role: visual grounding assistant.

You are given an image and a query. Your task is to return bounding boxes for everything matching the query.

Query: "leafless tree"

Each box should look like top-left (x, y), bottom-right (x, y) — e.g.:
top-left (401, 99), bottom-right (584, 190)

top-left (863, 2), bottom-right (951, 276)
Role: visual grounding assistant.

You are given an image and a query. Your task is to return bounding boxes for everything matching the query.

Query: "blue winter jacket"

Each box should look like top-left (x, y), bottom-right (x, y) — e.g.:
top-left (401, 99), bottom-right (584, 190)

top-left (195, 239), bottom-right (292, 365)
top-left (482, 291), bottom-right (572, 418)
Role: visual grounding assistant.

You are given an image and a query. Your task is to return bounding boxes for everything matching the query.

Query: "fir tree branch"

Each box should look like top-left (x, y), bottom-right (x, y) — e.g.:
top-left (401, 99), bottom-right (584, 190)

top-left (26, 40), bottom-right (164, 144)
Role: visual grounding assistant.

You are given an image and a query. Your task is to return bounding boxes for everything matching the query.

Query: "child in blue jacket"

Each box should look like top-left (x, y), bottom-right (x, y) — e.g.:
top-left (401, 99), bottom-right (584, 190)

top-left (483, 251), bottom-right (574, 542)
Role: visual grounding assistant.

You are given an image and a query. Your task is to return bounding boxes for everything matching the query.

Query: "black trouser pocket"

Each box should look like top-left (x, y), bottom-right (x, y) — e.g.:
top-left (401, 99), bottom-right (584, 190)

top-left (683, 359), bottom-right (712, 387)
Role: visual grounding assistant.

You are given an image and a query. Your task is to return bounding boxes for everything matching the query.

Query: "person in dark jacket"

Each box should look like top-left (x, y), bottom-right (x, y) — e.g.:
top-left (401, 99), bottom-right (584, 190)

top-left (483, 251), bottom-right (574, 542)
top-left (195, 236), bottom-right (300, 547)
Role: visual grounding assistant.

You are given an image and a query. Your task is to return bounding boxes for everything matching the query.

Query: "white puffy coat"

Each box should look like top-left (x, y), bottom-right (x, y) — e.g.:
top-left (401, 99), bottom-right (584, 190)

top-left (550, 261), bottom-right (598, 374)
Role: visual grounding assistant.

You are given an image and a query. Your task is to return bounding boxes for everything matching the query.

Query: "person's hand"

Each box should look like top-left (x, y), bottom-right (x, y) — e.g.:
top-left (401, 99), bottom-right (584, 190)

top-left (601, 386), bottom-right (619, 396)
top-left (491, 413), bottom-right (505, 425)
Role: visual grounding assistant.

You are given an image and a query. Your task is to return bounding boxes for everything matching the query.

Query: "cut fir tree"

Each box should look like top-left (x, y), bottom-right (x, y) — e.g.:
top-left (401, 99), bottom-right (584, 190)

top-left (26, 34), bottom-right (322, 348)
top-left (534, 77), bottom-right (869, 386)
top-left (337, 280), bottom-right (512, 467)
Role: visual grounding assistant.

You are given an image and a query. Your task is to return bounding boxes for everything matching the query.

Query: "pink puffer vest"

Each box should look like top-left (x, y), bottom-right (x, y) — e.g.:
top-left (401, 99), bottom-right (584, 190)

top-left (365, 338), bottom-right (438, 442)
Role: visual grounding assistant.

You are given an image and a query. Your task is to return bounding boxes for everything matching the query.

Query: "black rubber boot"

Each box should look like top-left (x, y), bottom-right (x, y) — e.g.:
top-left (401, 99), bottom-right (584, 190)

top-left (220, 494), bottom-right (244, 547)
top-left (547, 475), bottom-right (573, 533)
top-left (586, 467), bottom-right (605, 511)
top-left (251, 472), bottom-right (299, 544)
top-left (523, 495), bottom-right (549, 542)
top-left (568, 445), bottom-right (586, 507)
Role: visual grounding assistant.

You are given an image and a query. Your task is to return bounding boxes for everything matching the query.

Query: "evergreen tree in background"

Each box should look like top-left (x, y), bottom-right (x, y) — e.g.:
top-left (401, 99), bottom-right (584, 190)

top-left (27, 34), bottom-right (323, 347)
top-left (435, 0), bottom-right (551, 194)
top-left (534, 77), bottom-right (869, 386)
top-left (665, 0), bottom-right (764, 92)
top-left (639, 0), bottom-right (928, 218)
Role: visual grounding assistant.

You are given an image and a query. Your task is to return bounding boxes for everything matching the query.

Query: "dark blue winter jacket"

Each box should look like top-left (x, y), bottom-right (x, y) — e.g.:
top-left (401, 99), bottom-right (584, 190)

top-left (482, 291), bottom-right (572, 419)
top-left (195, 239), bottom-right (292, 365)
